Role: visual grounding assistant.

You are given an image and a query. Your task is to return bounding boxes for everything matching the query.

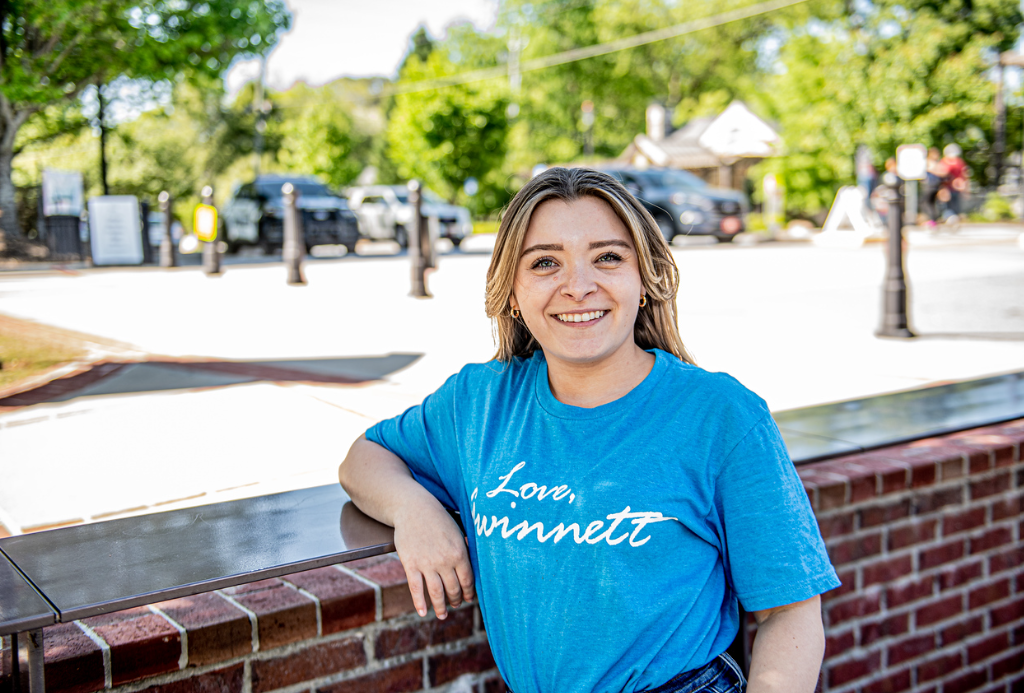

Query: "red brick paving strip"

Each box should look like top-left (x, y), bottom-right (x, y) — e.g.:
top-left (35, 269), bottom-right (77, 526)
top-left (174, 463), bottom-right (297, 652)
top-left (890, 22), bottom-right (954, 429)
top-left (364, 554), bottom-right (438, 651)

top-left (281, 567), bottom-right (376, 635)
top-left (347, 555), bottom-right (416, 619)
top-left (316, 660), bottom-right (423, 693)
top-left (84, 611), bottom-right (181, 686)
top-left (153, 593), bottom-right (253, 666)
top-left (250, 637), bottom-right (366, 693)
top-left (42, 622), bottom-right (106, 693)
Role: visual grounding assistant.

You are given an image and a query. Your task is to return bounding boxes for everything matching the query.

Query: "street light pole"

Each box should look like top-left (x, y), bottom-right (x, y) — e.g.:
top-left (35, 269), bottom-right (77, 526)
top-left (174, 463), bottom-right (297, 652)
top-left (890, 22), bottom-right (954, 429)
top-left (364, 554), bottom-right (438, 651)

top-left (158, 191), bottom-right (176, 268)
top-left (875, 173), bottom-right (915, 339)
top-left (201, 186), bottom-right (221, 276)
top-left (282, 182), bottom-right (306, 285)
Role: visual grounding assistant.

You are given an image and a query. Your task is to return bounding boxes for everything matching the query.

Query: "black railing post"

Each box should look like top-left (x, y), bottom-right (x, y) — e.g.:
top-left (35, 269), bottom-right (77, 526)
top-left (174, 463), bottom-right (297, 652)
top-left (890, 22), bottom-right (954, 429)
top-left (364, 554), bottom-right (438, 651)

top-left (408, 180), bottom-right (430, 298)
top-left (158, 191), bottom-right (176, 268)
top-left (282, 183), bottom-right (306, 285)
top-left (876, 173), bottom-right (915, 339)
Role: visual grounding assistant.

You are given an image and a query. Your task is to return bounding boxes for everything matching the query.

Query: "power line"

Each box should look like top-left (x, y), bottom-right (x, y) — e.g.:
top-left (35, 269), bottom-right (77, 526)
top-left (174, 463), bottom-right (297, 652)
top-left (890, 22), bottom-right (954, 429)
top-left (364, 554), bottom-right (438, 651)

top-left (386, 0), bottom-right (811, 96)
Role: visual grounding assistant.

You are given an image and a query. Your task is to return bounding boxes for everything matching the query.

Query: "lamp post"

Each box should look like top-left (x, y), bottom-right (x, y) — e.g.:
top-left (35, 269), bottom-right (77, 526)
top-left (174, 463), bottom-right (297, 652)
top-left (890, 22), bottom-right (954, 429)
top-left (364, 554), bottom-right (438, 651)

top-left (993, 51), bottom-right (1024, 189)
top-left (408, 180), bottom-right (430, 298)
top-left (875, 172), bottom-right (915, 339)
top-left (200, 186), bottom-right (221, 276)
top-left (158, 191), bottom-right (176, 268)
top-left (282, 183), bottom-right (305, 285)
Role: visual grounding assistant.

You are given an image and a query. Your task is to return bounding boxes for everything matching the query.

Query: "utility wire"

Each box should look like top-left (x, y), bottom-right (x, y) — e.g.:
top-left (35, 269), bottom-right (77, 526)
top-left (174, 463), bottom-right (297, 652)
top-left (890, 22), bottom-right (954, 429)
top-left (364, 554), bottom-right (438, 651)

top-left (386, 0), bottom-right (811, 96)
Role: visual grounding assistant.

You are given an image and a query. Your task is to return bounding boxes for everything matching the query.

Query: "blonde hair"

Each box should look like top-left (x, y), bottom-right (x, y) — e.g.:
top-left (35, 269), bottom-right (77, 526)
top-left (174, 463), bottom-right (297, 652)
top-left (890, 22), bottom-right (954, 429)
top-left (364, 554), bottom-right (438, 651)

top-left (484, 167), bottom-right (694, 364)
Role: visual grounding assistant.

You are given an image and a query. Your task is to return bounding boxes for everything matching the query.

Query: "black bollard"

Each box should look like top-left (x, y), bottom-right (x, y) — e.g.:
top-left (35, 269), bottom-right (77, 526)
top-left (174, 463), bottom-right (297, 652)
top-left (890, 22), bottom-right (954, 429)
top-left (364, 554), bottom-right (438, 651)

top-left (159, 191), bottom-right (176, 268)
top-left (201, 185), bottom-right (221, 276)
top-left (282, 182), bottom-right (306, 285)
top-left (408, 180), bottom-right (431, 298)
top-left (875, 173), bottom-right (915, 339)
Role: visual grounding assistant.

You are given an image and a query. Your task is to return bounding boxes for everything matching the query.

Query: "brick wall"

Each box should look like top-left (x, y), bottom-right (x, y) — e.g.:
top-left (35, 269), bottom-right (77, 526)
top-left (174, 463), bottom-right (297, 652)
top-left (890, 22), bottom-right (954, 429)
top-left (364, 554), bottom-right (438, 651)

top-left (794, 419), bottom-right (1024, 693)
top-left (0, 555), bottom-right (501, 693)
top-left (3, 420), bottom-right (1022, 693)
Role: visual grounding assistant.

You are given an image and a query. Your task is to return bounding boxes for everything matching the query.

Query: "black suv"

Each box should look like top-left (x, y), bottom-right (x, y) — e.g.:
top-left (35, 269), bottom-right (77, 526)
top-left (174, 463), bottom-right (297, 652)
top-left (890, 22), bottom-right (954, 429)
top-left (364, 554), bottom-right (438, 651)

top-left (598, 167), bottom-right (748, 243)
top-left (222, 174), bottom-right (361, 254)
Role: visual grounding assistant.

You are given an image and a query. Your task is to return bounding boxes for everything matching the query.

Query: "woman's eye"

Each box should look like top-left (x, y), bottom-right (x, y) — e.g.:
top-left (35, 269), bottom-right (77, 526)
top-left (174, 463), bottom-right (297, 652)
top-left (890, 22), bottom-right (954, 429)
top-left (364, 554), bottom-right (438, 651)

top-left (597, 252), bottom-right (623, 263)
top-left (530, 257), bottom-right (556, 269)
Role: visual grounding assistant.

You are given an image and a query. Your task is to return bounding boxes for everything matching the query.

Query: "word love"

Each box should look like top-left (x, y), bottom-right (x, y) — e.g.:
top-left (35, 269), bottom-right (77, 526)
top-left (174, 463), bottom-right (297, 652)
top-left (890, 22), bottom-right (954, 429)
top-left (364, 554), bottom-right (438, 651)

top-left (484, 461), bottom-right (575, 506)
top-left (471, 486), bottom-right (676, 549)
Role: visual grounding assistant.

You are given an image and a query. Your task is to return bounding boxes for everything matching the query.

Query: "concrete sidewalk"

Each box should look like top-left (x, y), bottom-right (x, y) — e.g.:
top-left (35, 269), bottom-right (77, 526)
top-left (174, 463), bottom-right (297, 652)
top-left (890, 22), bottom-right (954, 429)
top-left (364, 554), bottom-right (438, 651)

top-left (1, 232), bottom-right (1022, 534)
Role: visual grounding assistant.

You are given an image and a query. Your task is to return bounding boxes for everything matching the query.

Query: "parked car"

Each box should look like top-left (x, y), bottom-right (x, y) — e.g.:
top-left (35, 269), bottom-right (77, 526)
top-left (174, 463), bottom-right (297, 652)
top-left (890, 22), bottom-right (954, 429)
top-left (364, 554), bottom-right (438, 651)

top-left (596, 166), bottom-right (748, 242)
top-left (221, 174), bottom-right (360, 254)
top-left (347, 185), bottom-right (472, 248)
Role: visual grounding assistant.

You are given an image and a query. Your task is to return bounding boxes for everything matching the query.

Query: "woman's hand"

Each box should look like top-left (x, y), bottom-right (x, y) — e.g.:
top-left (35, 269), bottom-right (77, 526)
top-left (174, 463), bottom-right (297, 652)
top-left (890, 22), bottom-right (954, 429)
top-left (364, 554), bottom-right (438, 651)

top-left (393, 496), bottom-right (476, 619)
top-left (339, 435), bottom-right (475, 620)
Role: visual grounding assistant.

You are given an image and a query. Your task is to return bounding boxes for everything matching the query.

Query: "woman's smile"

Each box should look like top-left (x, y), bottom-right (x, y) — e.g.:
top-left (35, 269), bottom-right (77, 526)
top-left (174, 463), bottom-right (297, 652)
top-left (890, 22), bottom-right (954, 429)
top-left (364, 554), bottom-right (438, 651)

top-left (553, 310), bottom-right (607, 324)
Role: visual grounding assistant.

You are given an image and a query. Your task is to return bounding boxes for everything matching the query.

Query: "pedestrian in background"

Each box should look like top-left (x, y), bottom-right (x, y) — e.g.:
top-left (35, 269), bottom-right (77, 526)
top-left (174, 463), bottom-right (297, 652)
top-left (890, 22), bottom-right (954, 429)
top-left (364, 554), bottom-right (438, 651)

top-left (941, 144), bottom-right (969, 220)
top-left (339, 167), bottom-right (839, 693)
top-left (922, 147), bottom-right (949, 227)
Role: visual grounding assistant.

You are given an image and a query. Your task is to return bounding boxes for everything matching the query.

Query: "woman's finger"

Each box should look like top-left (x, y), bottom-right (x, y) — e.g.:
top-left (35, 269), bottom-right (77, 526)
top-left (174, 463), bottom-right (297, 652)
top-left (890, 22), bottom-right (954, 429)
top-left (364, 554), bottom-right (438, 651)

top-left (456, 561), bottom-right (476, 604)
top-left (424, 572), bottom-right (449, 620)
top-left (442, 568), bottom-right (464, 608)
top-left (405, 569), bottom-right (429, 618)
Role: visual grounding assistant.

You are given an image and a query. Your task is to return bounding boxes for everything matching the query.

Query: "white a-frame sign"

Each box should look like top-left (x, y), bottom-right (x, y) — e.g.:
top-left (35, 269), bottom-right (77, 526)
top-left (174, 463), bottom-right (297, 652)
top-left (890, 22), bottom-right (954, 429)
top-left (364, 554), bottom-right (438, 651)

top-left (815, 186), bottom-right (884, 247)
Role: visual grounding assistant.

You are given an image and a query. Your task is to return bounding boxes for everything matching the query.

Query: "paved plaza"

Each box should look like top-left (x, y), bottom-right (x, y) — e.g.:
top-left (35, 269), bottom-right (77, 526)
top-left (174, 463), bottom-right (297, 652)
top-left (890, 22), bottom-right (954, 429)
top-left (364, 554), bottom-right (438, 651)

top-left (0, 227), bottom-right (1022, 534)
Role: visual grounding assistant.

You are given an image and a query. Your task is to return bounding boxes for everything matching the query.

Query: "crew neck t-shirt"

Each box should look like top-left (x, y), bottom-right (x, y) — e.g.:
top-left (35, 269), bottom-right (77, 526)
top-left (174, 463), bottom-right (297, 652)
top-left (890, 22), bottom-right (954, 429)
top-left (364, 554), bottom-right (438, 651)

top-left (365, 349), bottom-right (839, 693)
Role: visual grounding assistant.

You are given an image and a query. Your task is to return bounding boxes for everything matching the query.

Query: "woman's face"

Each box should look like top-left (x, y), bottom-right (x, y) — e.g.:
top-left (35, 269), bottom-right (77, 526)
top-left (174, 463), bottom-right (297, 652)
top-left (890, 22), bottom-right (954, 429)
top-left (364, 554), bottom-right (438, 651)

top-left (511, 196), bottom-right (645, 368)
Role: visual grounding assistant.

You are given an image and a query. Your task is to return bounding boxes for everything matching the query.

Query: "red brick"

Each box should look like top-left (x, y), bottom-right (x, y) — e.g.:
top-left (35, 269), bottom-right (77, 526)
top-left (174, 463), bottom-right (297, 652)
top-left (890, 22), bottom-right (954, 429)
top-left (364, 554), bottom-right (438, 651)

top-left (917, 651), bottom-right (963, 681)
top-left (919, 539), bottom-right (965, 569)
top-left (913, 488), bottom-right (963, 514)
top-left (824, 570), bottom-right (856, 599)
top-left (231, 584), bottom-right (316, 650)
top-left (317, 660), bottom-right (423, 693)
top-left (940, 616), bottom-right (985, 646)
top-left (862, 668), bottom-right (912, 693)
top-left (969, 579), bottom-right (1011, 609)
top-left (991, 493), bottom-right (1022, 520)
top-left (848, 456), bottom-right (910, 495)
top-left (990, 598), bottom-right (1024, 627)
top-left (889, 520), bottom-right (937, 550)
top-left (864, 555), bottom-right (914, 586)
top-left (937, 560), bottom-right (984, 590)
top-left (861, 499), bottom-right (912, 527)
top-left (428, 642), bottom-right (496, 686)
top-left (950, 432), bottom-right (1017, 467)
top-left (817, 512), bottom-right (855, 539)
top-left (283, 567), bottom-right (376, 634)
top-left (827, 651), bottom-right (880, 687)
top-left (79, 606), bottom-right (151, 627)
top-left (808, 459), bottom-right (874, 504)
top-left (251, 637), bottom-right (366, 693)
top-left (970, 527), bottom-right (1014, 554)
top-left (88, 612), bottom-right (181, 686)
top-left (991, 649), bottom-right (1024, 680)
top-left (942, 667), bottom-right (988, 693)
top-left (968, 632), bottom-right (1010, 664)
top-left (348, 554), bottom-right (416, 619)
top-left (971, 472), bottom-right (1011, 500)
top-left (141, 663), bottom-right (244, 693)
top-left (916, 594), bottom-right (964, 627)
top-left (154, 593), bottom-right (251, 666)
top-left (827, 591), bottom-right (881, 626)
top-left (888, 634), bottom-right (935, 665)
top-left (887, 577), bottom-right (934, 608)
top-left (943, 507), bottom-right (987, 536)
top-left (861, 613), bottom-right (909, 646)
top-left (825, 630), bottom-right (854, 657)
top-left (828, 533), bottom-right (882, 565)
top-left (375, 607), bottom-right (475, 659)
top-left (42, 622), bottom-right (105, 693)
top-left (989, 546), bottom-right (1024, 574)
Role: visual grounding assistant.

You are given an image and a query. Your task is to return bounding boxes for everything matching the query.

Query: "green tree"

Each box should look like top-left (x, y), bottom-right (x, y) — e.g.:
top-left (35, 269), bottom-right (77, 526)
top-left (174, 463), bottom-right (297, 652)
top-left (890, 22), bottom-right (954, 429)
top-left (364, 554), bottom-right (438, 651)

top-left (0, 0), bottom-right (290, 252)
top-left (386, 49), bottom-right (510, 213)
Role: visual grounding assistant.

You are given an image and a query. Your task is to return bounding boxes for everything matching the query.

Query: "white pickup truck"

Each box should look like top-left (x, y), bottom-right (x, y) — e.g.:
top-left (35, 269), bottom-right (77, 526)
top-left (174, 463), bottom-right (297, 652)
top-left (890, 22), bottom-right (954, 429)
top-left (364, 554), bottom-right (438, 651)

top-left (346, 185), bottom-right (472, 248)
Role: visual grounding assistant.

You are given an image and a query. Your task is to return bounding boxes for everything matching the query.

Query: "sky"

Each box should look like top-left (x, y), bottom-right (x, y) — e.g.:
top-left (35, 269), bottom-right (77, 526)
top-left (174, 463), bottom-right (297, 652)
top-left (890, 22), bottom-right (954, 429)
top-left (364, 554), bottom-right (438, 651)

top-left (225, 0), bottom-right (499, 96)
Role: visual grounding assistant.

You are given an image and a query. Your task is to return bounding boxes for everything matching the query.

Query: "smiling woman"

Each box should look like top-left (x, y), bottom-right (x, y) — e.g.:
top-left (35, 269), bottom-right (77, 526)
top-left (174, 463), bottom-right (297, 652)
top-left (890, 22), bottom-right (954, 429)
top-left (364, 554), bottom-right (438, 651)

top-left (339, 168), bottom-right (839, 693)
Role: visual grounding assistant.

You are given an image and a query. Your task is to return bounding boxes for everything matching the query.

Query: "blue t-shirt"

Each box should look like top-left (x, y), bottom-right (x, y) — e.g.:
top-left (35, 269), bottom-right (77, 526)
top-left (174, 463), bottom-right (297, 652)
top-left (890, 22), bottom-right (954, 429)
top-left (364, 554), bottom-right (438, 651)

top-left (366, 349), bottom-right (839, 693)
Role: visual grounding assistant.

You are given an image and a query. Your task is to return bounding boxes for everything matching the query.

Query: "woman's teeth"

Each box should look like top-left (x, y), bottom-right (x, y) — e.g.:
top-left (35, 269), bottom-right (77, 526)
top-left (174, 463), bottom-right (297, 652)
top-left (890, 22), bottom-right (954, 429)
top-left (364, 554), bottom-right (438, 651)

top-left (556, 310), bottom-right (606, 323)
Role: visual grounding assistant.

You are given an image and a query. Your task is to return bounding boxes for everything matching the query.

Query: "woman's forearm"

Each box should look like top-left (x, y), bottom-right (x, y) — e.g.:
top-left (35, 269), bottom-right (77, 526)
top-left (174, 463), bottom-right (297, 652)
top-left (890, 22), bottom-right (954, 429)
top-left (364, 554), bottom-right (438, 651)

top-left (747, 596), bottom-right (825, 693)
top-left (338, 434), bottom-right (441, 528)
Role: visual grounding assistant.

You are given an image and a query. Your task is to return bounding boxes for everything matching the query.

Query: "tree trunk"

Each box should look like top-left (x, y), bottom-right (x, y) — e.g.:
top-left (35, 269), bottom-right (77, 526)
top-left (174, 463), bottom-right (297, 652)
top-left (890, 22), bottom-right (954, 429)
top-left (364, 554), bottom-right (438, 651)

top-left (0, 144), bottom-right (21, 244)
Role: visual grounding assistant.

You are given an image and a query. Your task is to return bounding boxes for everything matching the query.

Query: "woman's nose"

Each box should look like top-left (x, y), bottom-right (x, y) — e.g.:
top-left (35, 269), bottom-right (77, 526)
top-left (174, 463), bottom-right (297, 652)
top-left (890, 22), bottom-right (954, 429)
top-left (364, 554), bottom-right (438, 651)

top-left (559, 260), bottom-right (597, 301)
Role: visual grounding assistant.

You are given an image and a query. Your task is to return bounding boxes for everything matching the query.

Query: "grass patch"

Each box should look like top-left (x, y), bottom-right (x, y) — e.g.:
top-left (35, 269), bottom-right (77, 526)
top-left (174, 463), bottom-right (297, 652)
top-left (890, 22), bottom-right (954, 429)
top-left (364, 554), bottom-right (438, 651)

top-left (0, 314), bottom-right (88, 391)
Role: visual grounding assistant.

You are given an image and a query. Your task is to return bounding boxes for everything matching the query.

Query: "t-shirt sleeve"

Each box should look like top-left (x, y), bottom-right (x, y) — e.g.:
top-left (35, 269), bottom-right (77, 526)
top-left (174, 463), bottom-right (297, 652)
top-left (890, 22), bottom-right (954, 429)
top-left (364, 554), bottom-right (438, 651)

top-left (713, 415), bottom-right (840, 612)
top-left (364, 374), bottom-right (461, 510)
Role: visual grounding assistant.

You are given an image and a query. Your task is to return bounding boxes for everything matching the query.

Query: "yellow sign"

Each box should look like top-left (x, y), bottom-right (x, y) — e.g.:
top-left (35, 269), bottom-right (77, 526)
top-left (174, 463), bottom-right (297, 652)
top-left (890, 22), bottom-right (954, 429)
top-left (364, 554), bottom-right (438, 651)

top-left (194, 204), bottom-right (218, 242)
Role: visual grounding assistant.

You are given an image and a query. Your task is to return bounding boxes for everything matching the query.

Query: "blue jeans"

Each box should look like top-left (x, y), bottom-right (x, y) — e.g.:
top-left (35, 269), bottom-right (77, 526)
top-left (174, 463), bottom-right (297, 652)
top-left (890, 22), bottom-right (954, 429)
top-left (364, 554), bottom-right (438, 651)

top-left (640, 653), bottom-right (747, 693)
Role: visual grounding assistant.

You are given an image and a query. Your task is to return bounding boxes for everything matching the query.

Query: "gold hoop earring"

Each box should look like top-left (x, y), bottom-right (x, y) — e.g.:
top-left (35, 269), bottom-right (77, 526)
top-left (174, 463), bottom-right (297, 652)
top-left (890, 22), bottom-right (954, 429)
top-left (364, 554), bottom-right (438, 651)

top-left (639, 296), bottom-right (647, 308)
top-left (510, 307), bottom-right (521, 319)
